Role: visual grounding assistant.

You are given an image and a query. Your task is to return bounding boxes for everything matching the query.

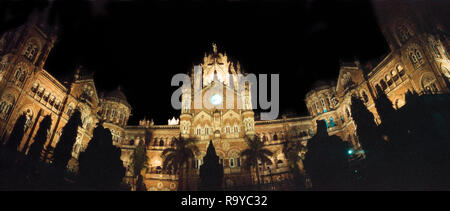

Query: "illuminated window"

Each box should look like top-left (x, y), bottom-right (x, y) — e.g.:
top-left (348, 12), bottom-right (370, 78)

top-left (429, 39), bottom-right (441, 58)
top-left (409, 48), bottom-right (424, 68)
top-left (230, 158), bottom-right (235, 168)
top-left (67, 104), bottom-right (74, 116)
top-left (31, 82), bottom-right (38, 92)
top-left (23, 40), bottom-right (39, 61)
top-left (361, 91), bottom-right (369, 103)
top-left (320, 98), bottom-right (326, 112)
top-left (329, 117), bottom-right (336, 127)
top-left (396, 23), bottom-right (413, 43)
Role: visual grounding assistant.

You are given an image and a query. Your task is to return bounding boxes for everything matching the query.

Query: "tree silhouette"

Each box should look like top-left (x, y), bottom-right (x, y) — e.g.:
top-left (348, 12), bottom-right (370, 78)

top-left (5, 114), bottom-right (27, 151)
top-left (162, 137), bottom-right (199, 191)
top-left (240, 135), bottom-right (273, 187)
top-left (373, 91), bottom-right (396, 124)
top-left (130, 141), bottom-right (149, 191)
top-left (53, 109), bottom-right (81, 174)
top-left (282, 127), bottom-right (306, 189)
top-left (386, 91), bottom-right (450, 189)
top-left (77, 124), bottom-right (126, 190)
top-left (28, 115), bottom-right (52, 161)
top-left (350, 96), bottom-right (384, 158)
top-left (304, 120), bottom-right (351, 190)
top-left (199, 140), bottom-right (224, 191)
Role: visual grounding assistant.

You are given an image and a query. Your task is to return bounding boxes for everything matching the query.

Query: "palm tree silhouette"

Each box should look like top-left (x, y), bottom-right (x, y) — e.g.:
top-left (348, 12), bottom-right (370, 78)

top-left (283, 127), bottom-right (307, 189)
top-left (130, 142), bottom-right (149, 191)
top-left (162, 137), bottom-right (199, 191)
top-left (240, 135), bottom-right (273, 188)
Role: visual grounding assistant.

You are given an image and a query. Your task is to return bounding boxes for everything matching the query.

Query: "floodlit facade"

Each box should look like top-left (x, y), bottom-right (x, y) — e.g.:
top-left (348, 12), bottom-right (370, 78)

top-left (0, 1), bottom-right (448, 190)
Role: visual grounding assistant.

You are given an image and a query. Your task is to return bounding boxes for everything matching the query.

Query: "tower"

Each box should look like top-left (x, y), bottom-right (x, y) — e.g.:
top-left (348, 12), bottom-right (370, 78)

top-left (179, 44), bottom-right (255, 187)
top-left (373, 0), bottom-right (450, 93)
top-left (0, 10), bottom-right (57, 142)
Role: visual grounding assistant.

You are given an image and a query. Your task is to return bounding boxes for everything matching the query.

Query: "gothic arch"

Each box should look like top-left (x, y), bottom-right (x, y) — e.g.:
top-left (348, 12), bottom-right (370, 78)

top-left (22, 37), bottom-right (42, 61)
top-left (439, 62), bottom-right (450, 79)
top-left (226, 147), bottom-right (239, 156)
top-left (392, 18), bottom-right (415, 45)
top-left (406, 43), bottom-right (425, 68)
top-left (420, 72), bottom-right (438, 92)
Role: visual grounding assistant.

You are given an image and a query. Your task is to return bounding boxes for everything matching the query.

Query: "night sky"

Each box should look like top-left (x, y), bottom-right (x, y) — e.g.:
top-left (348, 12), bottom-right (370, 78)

top-left (1, 0), bottom-right (389, 125)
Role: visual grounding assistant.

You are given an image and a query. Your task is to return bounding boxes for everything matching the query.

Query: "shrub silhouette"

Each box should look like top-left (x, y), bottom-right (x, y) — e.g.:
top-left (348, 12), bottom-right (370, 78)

top-left (28, 115), bottom-right (52, 161)
top-left (77, 124), bottom-right (125, 190)
top-left (53, 109), bottom-right (82, 172)
top-left (304, 120), bottom-right (351, 190)
top-left (5, 114), bottom-right (27, 151)
top-left (199, 140), bottom-right (224, 191)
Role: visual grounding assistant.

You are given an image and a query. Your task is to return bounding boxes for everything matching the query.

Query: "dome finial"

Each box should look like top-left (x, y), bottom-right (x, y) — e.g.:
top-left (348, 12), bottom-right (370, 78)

top-left (212, 43), bottom-right (217, 53)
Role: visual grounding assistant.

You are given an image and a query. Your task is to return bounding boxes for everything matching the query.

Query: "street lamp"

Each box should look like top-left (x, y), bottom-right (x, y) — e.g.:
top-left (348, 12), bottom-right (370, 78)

top-left (347, 149), bottom-right (354, 155)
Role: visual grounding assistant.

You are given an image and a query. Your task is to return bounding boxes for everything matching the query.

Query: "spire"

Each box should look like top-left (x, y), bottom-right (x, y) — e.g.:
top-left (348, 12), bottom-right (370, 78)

top-left (74, 65), bottom-right (82, 81)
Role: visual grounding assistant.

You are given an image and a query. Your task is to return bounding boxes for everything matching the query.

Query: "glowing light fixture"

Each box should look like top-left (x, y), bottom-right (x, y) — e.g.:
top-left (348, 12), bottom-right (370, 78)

top-left (347, 149), bottom-right (354, 155)
top-left (210, 94), bottom-right (222, 105)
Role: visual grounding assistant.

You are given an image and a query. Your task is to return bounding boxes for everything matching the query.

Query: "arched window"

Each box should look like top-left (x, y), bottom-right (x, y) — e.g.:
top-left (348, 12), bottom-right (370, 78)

top-left (396, 23), bottom-right (413, 43)
top-left (43, 91), bottom-right (50, 101)
top-left (49, 95), bottom-right (55, 105)
top-left (409, 48), bottom-right (424, 68)
top-left (429, 38), bottom-right (442, 58)
top-left (385, 75), bottom-right (392, 86)
top-left (156, 166), bottom-right (162, 174)
top-left (320, 98), bottom-right (326, 112)
top-left (229, 158), bottom-right (235, 168)
top-left (0, 101), bottom-right (5, 114)
top-left (31, 82), bottom-right (39, 92)
top-left (421, 74), bottom-right (438, 93)
top-left (361, 91), bottom-right (369, 103)
top-left (315, 101), bottom-right (320, 114)
top-left (273, 133), bottom-right (278, 141)
top-left (67, 103), bottom-right (74, 116)
top-left (23, 40), bottom-right (39, 61)
top-left (327, 97), bottom-right (332, 109)
top-left (380, 80), bottom-right (387, 90)
top-left (54, 99), bottom-right (61, 110)
top-left (234, 125), bottom-right (239, 133)
top-left (329, 117), bottom-right (335, 127)
top-left (159, 139), bottom-right (164, 146)
top-left (375, 84), bottom-right (382, 93)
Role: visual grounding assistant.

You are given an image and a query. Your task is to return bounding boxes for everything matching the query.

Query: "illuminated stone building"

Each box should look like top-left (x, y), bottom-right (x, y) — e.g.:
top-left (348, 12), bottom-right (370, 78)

top-left (0, 12), bottom-right (132, 171)
top-left (0, 1), bottom-right (448, 191)
top-left (304, 0), bottom-right (450, 148)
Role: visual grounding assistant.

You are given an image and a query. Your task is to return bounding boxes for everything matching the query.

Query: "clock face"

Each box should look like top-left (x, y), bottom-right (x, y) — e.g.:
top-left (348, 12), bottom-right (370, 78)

top-left (210, 94), bottom-right (223, 105)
